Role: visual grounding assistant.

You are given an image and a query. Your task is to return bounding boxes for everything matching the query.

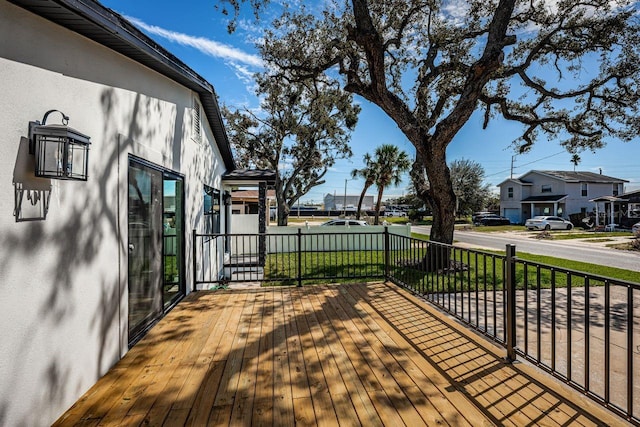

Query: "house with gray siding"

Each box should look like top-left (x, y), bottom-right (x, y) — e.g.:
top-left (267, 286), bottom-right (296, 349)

top-left (498, 170), bottom-right (627, 224)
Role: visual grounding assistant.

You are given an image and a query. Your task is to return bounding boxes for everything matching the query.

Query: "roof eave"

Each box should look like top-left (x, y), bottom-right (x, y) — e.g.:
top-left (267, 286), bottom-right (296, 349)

top-left (8, 0), bottom-right (236, 170)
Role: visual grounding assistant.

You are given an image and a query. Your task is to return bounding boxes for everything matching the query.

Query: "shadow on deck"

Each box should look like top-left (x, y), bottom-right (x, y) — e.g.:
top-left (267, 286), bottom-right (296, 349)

top-left (55, 282), bottom-right (628, 426)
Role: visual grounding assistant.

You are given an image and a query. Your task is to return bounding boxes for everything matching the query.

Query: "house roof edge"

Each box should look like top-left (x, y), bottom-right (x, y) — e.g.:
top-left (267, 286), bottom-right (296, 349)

top-left (7, 0), bottom-right (236, 170)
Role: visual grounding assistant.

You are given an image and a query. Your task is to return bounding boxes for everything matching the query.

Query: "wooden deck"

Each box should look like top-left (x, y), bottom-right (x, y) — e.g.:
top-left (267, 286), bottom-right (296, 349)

top-left (55, 282), bottom-right (627, 426)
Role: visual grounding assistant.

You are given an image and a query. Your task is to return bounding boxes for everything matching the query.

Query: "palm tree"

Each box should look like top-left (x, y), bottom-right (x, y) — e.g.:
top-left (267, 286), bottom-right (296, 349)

top-left (371, 144), bottom-right (411, 225)
top-left (571, 154), bottom-right (581, 171)
top-left (351, 153), bottom-right (377, 219)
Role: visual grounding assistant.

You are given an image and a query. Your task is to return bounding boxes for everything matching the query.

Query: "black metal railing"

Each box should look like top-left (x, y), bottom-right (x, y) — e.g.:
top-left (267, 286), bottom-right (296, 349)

top-left (388, 234), bottom-right (640, 425)
top-left (193, 228), bottom-right (640, 424)
top-left (193, 229), bottom-right (389, 287)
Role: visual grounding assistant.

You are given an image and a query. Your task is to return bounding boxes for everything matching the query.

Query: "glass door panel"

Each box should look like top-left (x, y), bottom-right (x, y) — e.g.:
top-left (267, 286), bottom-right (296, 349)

top-left (128, 161), bottom-right (163, 342)
top-left (162, 176), bottom-right (184, 308)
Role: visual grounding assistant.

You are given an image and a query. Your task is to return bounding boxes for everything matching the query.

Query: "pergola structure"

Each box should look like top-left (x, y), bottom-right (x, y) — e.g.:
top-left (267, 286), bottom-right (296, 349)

top-left (222, 168), bottom-right (276, 265)
top-left (589, 195), bottom-right (627, 228)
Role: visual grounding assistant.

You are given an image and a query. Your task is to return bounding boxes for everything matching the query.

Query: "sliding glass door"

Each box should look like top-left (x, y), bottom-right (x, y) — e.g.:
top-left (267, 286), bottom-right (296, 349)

top-left (162, 176), bottom-right (184, 309)
top-left (127, 158), bottom-right (184, 344)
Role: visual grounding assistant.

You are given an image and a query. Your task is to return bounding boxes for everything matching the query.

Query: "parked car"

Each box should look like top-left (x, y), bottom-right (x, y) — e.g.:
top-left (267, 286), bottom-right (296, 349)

top-left (385, 210), bottom-right (407, 217)
top-left (525, 216), bottom-right (573, 230)
top-left (632, 222), bottom-right (640, 237)
top-left (321, 219), bottom-right (369, 226)
top-left (476, 215), bottom-right (511, 226)
top-left (472, 211), bottom-right (495, 223)
top-left (472, 212), bottom-right (500, 225)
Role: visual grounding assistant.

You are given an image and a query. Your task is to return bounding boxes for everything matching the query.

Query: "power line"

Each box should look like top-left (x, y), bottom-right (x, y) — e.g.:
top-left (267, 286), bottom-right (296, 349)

top-left (516, 151), bottom-right (565, 168)
top-left (485, 151), bottom-right (565, 179)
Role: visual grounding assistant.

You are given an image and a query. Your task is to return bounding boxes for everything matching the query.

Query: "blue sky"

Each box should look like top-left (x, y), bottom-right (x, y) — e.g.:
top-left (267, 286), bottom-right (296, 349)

top-left (102, 0), bottom-right (640, 203)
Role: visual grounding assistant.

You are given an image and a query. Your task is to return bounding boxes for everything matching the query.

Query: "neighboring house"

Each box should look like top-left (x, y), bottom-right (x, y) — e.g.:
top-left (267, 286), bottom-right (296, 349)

top-left (598, 189), bottom-right (640, 229)
top-left (231, 189), bottom-right (276, 214)
top-left (0, 1), bottom-right (272, 426)
top-left (498, 170), bottom-right (627, 224)
top-left (324, 193), bottom-right (374, 210)
top-left (620, 189), bottom-right (640, 228)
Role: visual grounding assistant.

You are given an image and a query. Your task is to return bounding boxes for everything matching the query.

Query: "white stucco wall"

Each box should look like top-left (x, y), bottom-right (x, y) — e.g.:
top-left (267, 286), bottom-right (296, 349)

top-left (0, 3), bottom-right (227, 426)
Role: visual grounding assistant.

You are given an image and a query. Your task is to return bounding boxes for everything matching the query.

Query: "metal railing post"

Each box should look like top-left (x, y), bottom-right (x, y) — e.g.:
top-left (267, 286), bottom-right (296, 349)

top-left (505, 244), bottom-right (517, 362)
top-left (384, 226), bottom-right (390, 280)
top-left (192, 229), bottom-right (197, 292)
top-left (297, 228), bottom-right (302, 287)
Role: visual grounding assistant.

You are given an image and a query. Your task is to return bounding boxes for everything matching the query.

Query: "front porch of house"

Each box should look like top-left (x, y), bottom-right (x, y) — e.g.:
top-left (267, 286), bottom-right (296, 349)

top-left (520, 195), bottom-right (569, 220)
top-left (55, 282), bottom-right (624, 426)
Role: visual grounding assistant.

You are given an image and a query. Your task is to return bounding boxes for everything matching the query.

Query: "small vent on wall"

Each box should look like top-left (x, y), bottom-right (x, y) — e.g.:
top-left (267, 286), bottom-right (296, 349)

top-left (192, 97), bottom-right (201, 143)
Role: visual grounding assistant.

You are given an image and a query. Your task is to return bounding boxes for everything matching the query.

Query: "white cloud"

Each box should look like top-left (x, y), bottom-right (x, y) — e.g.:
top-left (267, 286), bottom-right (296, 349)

top-left (227, 62), bottom-right (257, 88)
top-left (124, 15), bottom-right (263, 67)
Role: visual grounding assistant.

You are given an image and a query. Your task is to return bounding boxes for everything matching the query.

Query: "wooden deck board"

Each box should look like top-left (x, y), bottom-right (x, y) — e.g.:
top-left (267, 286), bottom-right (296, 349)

top-left (290, 289), bottom-right (339, 426)
top-left (271, 289), bottom-right (295, 427)
top-left (55, 282), bottom-right (629, 426)
top-left (318, 287), bottom-right (385, 426)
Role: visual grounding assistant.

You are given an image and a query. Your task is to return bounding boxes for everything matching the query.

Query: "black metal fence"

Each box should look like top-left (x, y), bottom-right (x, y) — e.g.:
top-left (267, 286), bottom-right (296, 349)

top-left (193, 229), bottom-right (389, 287)
top-left (193, 228), bottom-right (640, 424)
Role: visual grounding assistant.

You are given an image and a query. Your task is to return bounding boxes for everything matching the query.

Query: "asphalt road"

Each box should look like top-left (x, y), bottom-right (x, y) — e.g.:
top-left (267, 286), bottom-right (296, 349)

top-left (412, 225), bottom-right (640, 274)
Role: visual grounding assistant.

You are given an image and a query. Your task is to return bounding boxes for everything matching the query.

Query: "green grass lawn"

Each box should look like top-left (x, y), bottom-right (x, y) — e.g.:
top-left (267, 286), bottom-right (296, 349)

top-left (456, 224), bottom-right (634, 238)
top-left (509, 252), bottom-right (639, 283)
top-left (263, 250), bottom-right (386, 286)
top-left (544, 231), bottom-right (633, 240)
top-left (470, 225), bottom-right (525, 232)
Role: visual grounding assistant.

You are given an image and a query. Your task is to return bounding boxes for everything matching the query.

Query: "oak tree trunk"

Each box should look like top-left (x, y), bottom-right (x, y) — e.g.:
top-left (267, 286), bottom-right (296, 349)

top-left (418, 144), bottom-right (456, 271)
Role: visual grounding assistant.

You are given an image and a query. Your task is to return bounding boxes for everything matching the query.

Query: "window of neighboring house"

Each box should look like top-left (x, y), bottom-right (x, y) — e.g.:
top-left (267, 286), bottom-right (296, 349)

top-left (581, 207), bottom-right (587, 215)
top-left (613, 184), bottom-right (619, 196)
top-left (541, 185), bottom-right (552, 193)
top-left (192, 97), bottom-right (202, 143)
top-left (543, 207), bottom-right (550, 214)
top-left (507, 187), bottom-right (514, 198)
top-left (204, 186), bottom-right (221, 233)
top-left (629, 203), bottom-right (640, 219)
top-left (581, 183), bottom-right (588, 197)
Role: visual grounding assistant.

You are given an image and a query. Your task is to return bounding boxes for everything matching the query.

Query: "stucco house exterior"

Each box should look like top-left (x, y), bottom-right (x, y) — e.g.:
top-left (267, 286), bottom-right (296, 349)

top-left (498, 170), bottom-right (627, 224)
top-left (0, 1), bottom-right (273, 425)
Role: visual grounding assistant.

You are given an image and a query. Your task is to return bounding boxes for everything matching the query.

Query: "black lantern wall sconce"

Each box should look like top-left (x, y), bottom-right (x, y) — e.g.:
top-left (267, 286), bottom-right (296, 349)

top-left (28, 110), bottom-right (91, 181)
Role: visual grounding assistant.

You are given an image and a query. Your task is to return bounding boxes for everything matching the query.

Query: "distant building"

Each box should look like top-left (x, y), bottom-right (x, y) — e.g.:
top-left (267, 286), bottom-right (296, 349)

top-left (324, 193), bottom-right (374, 210)
top-left (231, 189), bottom-right (276, 214)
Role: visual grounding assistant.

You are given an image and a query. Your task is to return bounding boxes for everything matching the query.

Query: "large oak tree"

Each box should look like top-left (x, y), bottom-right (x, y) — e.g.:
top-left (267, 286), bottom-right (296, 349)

top-left (220, 0), bottom-right (640, 250)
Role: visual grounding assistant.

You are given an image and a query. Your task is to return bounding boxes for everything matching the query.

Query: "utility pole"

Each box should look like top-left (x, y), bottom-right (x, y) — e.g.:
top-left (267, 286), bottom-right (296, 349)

top-left (510, 155), bottom-right (516, 179)
top-left (343, 178), bottom-right (348, 216)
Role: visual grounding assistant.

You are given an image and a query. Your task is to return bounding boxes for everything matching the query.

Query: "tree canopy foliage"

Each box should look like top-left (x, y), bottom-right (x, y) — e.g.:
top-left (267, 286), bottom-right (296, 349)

top-left (449, 159), bottom-right (492, 216)
top-left (223, 74), bottom-right (360, 225)
top-left (220, 0), bottom-right (640, 245)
